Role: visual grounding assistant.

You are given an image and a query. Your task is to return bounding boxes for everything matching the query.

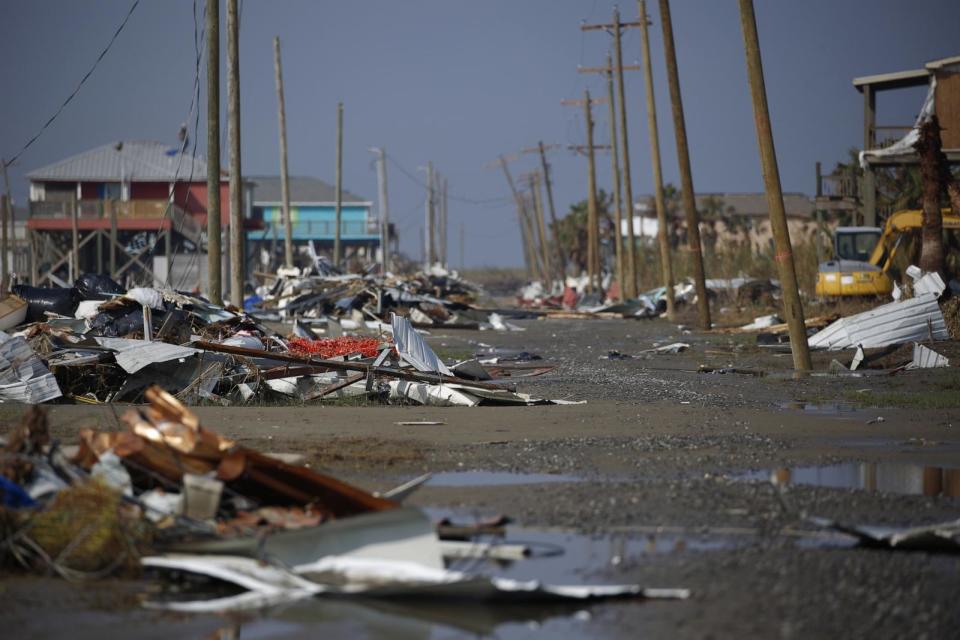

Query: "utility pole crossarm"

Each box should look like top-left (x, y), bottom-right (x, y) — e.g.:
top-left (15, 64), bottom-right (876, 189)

top-left (560, 97), bottom-right (608, 106)
top-left (577, 64), bottom-right (641, 73)
top-left (580, 20), bottom-right (644, 31)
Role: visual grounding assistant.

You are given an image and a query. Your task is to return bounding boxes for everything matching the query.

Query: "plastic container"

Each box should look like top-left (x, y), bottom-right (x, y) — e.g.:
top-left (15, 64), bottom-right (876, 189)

top-left (181, 473), bottom-right (224, 520)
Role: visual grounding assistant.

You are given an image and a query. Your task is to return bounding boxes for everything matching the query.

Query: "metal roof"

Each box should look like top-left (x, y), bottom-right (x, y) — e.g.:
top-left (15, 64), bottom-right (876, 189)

top-left (27, 140), bottom-right (215, 182)
top-left (852, 55), bottom-right (960, 92)
top-left (248, 175), bottom-right (368, 205)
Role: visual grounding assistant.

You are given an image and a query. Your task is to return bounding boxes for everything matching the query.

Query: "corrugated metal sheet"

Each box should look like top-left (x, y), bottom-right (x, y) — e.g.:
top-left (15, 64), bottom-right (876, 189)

top-left (808, 294), bottom-right (949, 350)
top-left (0, 331), bottom-right (62, 403)
top-left (391, 313), bottom-right (453, 376)
top-left (27, 140), bottom-right (212, 182)
top-left (249, 176), bottom-right (368, 205)
top-left (95, 337), bottom-right (200, 374)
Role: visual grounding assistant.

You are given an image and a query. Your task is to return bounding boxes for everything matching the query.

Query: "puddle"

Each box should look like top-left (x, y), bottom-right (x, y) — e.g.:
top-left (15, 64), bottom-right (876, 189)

top-left (779, 401), bottom-right (858, 415)
top-left (733, 462), bottom-right (960, 497)
top-left (427, 470), bottom-right (581, 487)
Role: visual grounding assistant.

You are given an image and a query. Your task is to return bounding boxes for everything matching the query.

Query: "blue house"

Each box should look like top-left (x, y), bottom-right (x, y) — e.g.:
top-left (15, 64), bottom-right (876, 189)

top-left (248, 175), bottom-right (381, 264)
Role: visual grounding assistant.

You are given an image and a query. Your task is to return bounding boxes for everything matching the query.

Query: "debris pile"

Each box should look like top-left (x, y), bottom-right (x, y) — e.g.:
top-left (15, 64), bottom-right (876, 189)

top-left (0, 393), bottom-right (688, 612)
top-left (0, 271), bottom-right (574, 406)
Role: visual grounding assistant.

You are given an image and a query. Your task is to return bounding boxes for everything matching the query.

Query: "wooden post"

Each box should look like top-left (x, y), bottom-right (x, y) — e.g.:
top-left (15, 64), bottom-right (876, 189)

top-left (205, 0), bottom-right (222, 304)
top-left (334, 102), bottom-right (343, 268)
top-left (537, 141), bottom-right (565, 278)
top-left (71, 195), bottom-right (80, 279)
top-left (1, 160), bottom-right (11, 293)
top-left (28, 230), bottom-right (37, 286)
top-left (639, 0), bottom-right (675, 318)
top-left (585, 89), bottom-right (601, 294)
top-left (374, 148), bottom-right (390, 273)
top-left (499, 157), bottom-right (541, 281)
top-left (460, 221), bottom-right (465, 270)
top-left (603, 56), bottom-right (625, 300)
top-left (110, 200), bottom-right (118, 277)
top-left (273, 36), bottom-right (294, 268)
top-left (227, 0), bottom-right (243, 307)
top-left (613, 8), bottom-right (638, 298)
top-left (659, 0), bottom-right (711, 328)
top-left (738, 0), bottom-right (811, 372)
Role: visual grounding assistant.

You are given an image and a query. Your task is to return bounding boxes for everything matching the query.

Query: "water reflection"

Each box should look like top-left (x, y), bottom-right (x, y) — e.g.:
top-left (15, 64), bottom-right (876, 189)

top-left (739, 462), bottom-right (960, 497)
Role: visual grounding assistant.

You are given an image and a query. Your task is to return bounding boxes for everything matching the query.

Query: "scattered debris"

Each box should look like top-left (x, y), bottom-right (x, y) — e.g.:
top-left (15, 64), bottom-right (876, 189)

top-left (808, 516), bottom-right (960, 552)
top-left (906, 343), bottom-right (950, 369)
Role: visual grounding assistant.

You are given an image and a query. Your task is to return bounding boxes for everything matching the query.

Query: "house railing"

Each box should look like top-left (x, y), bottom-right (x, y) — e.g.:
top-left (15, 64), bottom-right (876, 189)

top-left (817, 174), bottom-right (858, 200)
top-left (29, 199), bottom-right (172, 219)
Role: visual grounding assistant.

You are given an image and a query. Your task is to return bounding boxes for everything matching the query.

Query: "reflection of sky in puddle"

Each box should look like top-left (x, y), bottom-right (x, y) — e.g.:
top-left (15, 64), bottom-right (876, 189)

top-left (734, 462), bottom-right (960, 497)
top-left (426, 470), bottom-right (581, 487)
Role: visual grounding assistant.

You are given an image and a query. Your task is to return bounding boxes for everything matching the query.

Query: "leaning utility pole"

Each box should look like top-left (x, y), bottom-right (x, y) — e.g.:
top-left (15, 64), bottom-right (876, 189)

top-left (206, 0), bottom-right (222, 304)
top-left (738, 0), bottom-right (811, 372)
top-left (536, 142), bottom-right (566, 277)
top-left (492, 155), bottom-right (541, 281)
top-left (334, 102), bottom-right (343, 267)
top-left (659, 0), bottom-right (709, 328)
top-left (638, 0), bottom-right (675, 318)
top-left (529, 172), bottom-right (551, 285)
top-left (227, 0), bottom-right (243, 307)
top-left (372, 148), bottom-right (390, 273)
top-left (439, 176), bottom-right (448, 267)
top-left (273, 36), bottom-right (294, 268)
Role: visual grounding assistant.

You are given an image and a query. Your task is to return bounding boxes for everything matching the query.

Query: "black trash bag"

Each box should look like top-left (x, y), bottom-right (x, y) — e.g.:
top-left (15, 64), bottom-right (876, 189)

top-left (88, 308), bottom-right (144, 337)
top-left (10, 285), bottom-right (82, 323)
top-left (75, 273), bottom-right (124, 300)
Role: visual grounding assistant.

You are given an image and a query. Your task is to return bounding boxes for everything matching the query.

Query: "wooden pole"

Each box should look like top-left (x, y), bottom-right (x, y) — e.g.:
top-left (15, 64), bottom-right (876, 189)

top-left (613, 8), bottom-right (638, 298)
top-left (658, 0), bottom-right (710, 328)
top-left (499, 157), bottom-right (540, 281)
top-left (530, 172), bottom-right (551, 285)
top-left (374, 148), bottom-right (390, 273)
top-left (425, 162), bottom-right (435, 267)
top-left (439, 176), bottom-right (447, 267)
top-left (71, 194), bottom-right (80, 279)
top-left (205, 0), bottom-right (222, 304)
top-left (334, 102), bottom-right (343, 268)
top-left (603, 57), bottom-right (625, 300)
top-left (737, 0), bottom-right (811, 372)
top-left (537, 141), bottom-right (565, 278)
top-left (227, 0), bottom-right (243, 307)
top-left (585, 89), bottom-right (600, 294)
top-left (460, 221), bottom-right (465, 270)
top-left (273, 36), bottom-right (294, 268)
top-left (638, 0), bottom-right (675, 318)
top-left (1, 161), bottom-right (11, 293)
top-left (110, 200), bottom-right (117, 277)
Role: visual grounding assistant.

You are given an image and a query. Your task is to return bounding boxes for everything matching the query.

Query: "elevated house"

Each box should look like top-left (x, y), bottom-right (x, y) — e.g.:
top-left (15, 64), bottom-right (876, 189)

top-left (247, 176), bottom-right (385, 267)
top-left (25, 140), bottom-right (256, 291)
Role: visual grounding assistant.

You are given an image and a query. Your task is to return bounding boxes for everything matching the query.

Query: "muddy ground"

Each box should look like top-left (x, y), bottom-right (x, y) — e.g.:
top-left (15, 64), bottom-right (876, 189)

top-left (4, 314), bottom-right (960, 638)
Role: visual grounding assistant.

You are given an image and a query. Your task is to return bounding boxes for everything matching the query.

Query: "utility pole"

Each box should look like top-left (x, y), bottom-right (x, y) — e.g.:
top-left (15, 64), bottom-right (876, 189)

top-left (273, 36), bottom-right (294, 268)
top-left (425, 162), bottom-right (435, 267)
top-left (738, 0), bottom-right (811, 372)
top-left (459, 221), bottom-right (465, 270)
top-left (562, 97), bottom-right (609, 293)
top-left (659, 0), bottom-right (710, 328)
top-left (372, 148), bottom-right (390, 273)
top-left (439, 176), bottom-right (448, 267)
top-left (638, 0), bottom-right (675, 318)
top-left (334, 102), bottom-right (343, 267)
top-left (227, 0), bottom-right (242, 307)
top-left (585, 89), bottom-right (601, 293)
top-left (528, 172), bottom-right (551, 285)
top-left (491, 155), bottom-right (542, 281)
top-left (206, 0), bottom-right (222, 304)
top-left (579, 58), bottom-right (639, 300)
top-left (1, 161), bottom-right (11, 293)
top-left (535, 142), bottom-right (566, 278)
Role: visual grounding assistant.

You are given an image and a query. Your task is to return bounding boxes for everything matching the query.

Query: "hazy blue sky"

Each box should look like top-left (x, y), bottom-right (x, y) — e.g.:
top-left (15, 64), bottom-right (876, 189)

top-left (2, 1), bottom-right (957, 266)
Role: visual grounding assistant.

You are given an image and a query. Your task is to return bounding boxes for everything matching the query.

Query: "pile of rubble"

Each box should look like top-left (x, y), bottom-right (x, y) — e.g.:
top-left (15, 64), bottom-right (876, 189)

top-left (0, 268), bottom-right (569, 406)
top-left (0, 393), bottom-right (688, 611)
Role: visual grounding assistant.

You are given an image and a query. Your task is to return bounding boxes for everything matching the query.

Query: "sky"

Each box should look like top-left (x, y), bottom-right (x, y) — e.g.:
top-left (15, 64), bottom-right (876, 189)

top-left (1, 0), bottom-right (958, 267)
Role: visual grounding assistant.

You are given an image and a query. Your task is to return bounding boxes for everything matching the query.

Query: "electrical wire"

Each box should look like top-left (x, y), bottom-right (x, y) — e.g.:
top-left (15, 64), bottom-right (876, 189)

top-left (385, 153), bottom-right (512, 206)
top-left (3, 0), bottom-right (142, 168)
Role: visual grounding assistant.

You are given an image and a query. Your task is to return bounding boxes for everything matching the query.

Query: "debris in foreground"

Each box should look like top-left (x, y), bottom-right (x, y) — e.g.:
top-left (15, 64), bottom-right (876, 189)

top-left (808, 516), bottom-right (960, 552)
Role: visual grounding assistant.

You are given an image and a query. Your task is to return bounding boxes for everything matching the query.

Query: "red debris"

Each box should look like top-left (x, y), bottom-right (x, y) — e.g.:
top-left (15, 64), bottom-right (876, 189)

top-left (288, 336), bottom-right (383, 359)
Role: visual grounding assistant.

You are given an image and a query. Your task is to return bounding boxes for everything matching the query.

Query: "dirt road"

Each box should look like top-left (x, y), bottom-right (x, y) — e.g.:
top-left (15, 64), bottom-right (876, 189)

top-left (5, 316), bottom-right (960, 638)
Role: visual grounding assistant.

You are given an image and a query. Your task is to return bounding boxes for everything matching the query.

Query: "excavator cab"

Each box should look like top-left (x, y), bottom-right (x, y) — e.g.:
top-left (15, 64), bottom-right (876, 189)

top-left (816, 226), bottom-right (892, 297)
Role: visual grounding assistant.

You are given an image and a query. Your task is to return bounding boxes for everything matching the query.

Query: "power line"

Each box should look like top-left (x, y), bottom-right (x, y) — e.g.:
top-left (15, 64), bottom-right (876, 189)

top-left (3, 0), bottom-right (142, 168)
top-left (384, 153), bottom-right (512, 206)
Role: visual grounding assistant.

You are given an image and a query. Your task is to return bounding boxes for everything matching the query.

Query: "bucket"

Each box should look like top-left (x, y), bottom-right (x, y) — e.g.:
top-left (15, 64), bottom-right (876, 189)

top-left (181, 473), bottom-right (224, 520)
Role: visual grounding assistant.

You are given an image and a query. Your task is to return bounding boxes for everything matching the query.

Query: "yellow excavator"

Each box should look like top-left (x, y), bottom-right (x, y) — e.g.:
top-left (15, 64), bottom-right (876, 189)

top-left (815, 208), bottom-right (960, 297)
